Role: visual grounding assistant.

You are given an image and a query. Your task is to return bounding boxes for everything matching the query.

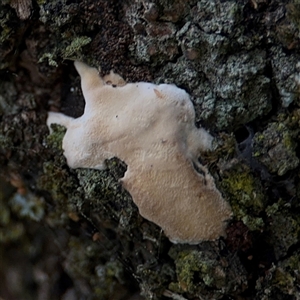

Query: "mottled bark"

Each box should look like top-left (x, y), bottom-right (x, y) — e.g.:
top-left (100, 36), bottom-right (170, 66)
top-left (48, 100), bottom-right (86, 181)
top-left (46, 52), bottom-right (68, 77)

top-left (1, 0), bottom-right (300, 299)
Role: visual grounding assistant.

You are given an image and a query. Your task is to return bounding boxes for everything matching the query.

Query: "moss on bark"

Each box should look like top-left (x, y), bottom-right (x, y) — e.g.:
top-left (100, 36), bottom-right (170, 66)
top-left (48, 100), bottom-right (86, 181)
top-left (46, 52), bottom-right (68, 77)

top-left (1, 0), bottom-right (300, 299)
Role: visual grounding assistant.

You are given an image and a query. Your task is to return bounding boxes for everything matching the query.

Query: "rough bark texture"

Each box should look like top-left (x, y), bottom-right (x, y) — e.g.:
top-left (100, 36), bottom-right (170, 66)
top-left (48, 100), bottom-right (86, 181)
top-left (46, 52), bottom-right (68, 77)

top-left (1, 0), bottom-right (300, 299)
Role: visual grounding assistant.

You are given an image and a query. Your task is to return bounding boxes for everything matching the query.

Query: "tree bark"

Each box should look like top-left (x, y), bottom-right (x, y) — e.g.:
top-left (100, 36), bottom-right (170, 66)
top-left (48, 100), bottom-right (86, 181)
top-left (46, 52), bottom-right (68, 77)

top-left (1, 0), bottom-right (300, 299)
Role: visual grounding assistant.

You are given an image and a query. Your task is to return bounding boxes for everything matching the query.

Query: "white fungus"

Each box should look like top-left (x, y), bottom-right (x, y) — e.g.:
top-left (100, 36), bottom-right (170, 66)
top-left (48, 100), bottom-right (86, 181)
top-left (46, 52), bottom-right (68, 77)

top-left (47, 61), bottom-right (232, 244)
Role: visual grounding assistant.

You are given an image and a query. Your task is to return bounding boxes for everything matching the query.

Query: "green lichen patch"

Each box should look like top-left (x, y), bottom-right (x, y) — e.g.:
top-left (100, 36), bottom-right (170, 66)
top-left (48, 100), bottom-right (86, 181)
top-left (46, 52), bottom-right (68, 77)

top-left (44, 124), bottom-right (66, 152)
top-left (39, 36), bottom-right (92, 66)
top-left (220, 163), bottom-right (267, 231)
top-left (170, 250), bottom-right (225, 293)
top-left (168, 245), bottom-right (247, 299)
top-left (38, 52), bottom-right (59, 67)
top-left (64, 36), bottom-right (92, 58)
top-left (38, 125), bottom-right (81, 216)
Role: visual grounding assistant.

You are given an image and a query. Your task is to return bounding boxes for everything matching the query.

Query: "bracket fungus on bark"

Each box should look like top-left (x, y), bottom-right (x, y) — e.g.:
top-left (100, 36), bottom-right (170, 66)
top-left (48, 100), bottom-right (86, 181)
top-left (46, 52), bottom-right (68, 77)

top-left (47, 61), bottom-right (232, 244)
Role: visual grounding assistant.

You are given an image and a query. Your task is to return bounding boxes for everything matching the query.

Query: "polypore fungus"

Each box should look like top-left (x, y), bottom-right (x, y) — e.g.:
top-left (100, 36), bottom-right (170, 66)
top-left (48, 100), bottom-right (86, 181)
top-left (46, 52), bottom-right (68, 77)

top-left (47, 61), bottom-right (232, 244)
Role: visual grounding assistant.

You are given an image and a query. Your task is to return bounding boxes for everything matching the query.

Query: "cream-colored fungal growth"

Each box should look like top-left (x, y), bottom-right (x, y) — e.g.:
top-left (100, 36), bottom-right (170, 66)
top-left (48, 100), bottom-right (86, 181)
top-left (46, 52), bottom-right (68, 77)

top-left (47, 61), bottom-right (232, 244)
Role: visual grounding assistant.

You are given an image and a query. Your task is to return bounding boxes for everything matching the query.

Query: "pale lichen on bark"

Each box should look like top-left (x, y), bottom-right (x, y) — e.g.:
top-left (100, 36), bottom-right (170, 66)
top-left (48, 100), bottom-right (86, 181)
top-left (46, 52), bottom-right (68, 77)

top-left (1, 0), bottom-right (300, 299)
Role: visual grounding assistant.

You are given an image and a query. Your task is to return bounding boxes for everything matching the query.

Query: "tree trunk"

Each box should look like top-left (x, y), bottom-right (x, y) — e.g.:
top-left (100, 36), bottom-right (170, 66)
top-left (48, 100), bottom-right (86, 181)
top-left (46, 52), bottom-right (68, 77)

top-left (1, 0), bottom-right (300, 299)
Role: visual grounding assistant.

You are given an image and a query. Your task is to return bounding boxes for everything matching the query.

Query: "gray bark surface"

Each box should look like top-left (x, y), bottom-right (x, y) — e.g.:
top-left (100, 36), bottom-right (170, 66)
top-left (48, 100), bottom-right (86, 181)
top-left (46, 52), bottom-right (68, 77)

top-left (1, 0), bottom-right (300, 299)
